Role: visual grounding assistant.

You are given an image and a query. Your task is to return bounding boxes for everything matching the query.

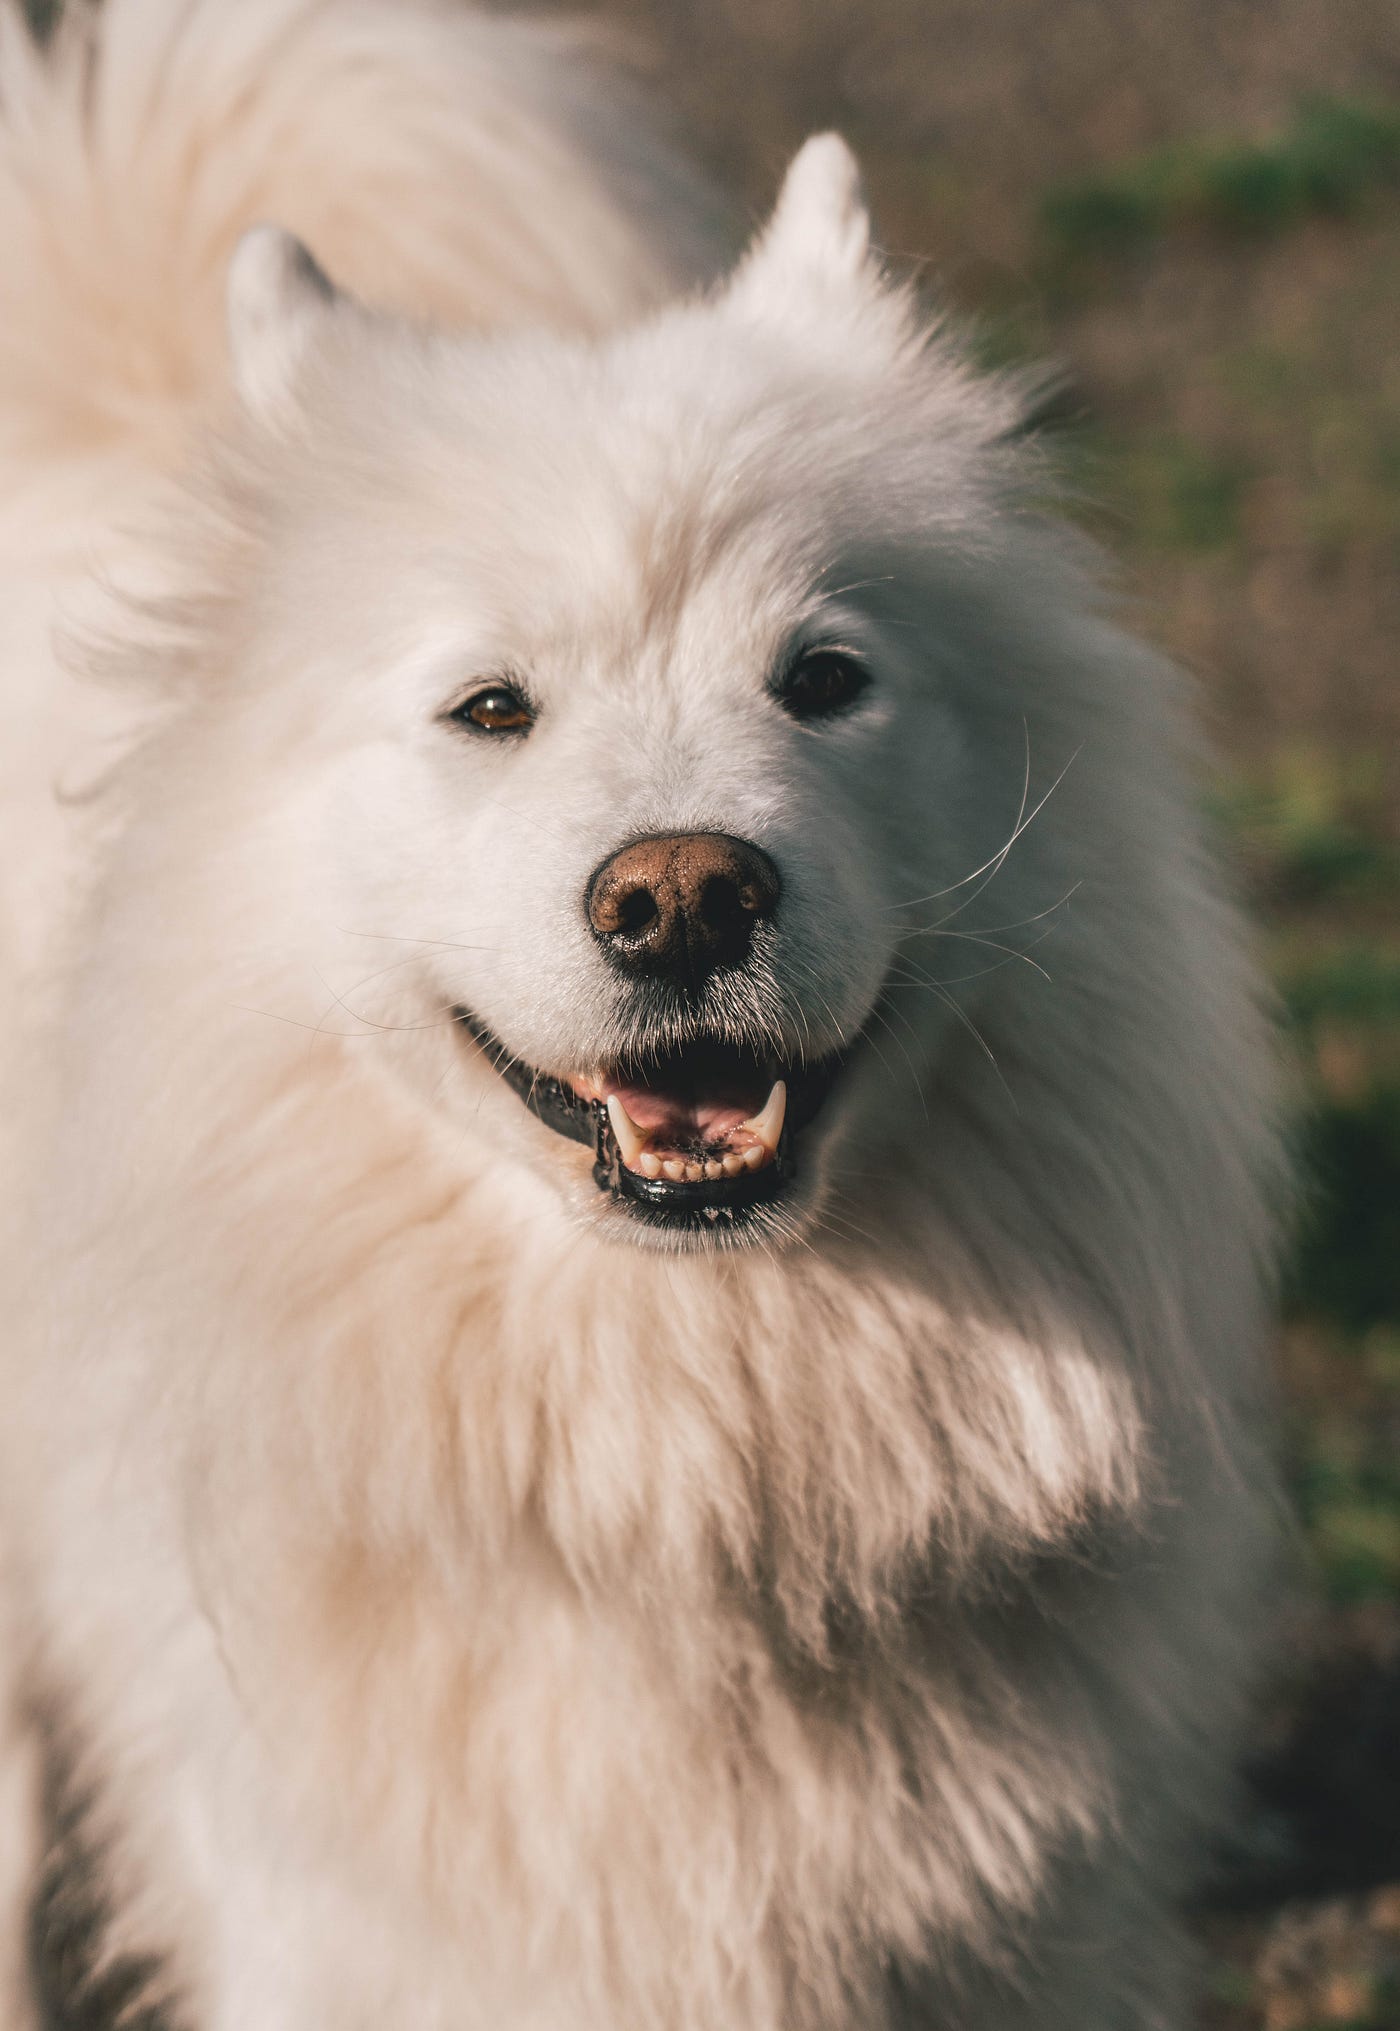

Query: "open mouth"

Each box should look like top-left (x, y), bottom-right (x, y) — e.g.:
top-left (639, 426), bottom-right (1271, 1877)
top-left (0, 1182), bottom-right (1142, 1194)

top-left (455, 1013), bottom-right (846, 1230)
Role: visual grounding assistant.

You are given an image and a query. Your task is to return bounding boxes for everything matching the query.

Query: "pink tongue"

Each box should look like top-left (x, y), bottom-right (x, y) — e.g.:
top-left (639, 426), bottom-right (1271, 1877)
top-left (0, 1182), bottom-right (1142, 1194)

top-left (601, 1076), bottom-right (765, 1148)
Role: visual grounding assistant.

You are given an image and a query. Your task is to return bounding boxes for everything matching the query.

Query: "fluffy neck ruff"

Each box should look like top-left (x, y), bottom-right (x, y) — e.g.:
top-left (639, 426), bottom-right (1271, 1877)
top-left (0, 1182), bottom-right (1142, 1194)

top-left (153, 1022), bottom-right (1152, 1641)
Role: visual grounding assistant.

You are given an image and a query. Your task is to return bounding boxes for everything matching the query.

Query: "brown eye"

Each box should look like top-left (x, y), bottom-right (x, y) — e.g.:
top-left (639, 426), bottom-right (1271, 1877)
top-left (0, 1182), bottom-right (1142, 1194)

top-left (453, 684), bottom-right (534, 735)
top-left (775, 650), bottom-right (870, 723)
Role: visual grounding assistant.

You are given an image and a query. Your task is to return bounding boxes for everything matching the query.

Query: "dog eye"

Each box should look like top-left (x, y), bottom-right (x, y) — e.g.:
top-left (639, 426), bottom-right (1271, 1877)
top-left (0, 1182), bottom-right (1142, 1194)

top-left (451, 684), bottom-right (535, 735)
top-left (775, 650), bottom-right (869, 723)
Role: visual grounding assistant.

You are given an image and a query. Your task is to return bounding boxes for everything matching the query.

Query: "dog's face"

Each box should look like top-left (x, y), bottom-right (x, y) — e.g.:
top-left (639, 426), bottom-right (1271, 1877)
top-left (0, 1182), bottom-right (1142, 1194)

top-left (215, 140), bottom-right (1048, 1251)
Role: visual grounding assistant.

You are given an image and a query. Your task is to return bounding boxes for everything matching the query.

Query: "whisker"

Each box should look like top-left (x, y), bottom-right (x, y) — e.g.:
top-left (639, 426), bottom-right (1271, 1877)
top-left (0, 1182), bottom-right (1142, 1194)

top-left (895, 925), bottom-right (1056, 983)
top-left (882, 719), bottom-right (1032, 914)
top-left (236, 1003), bottom-right (465, 1039)
top-left (881, 726), bottom-right (1081, 930)
top-left (866, 997), bottom-right (931, 1124)
top-left (339, 928), bottom-right (503, 954)
top-left (909, 744), bottom-right (1082, 938)
top-left (813, 571), bottom-right (897, 602)
top-left (899, 970), bottom-right (1018, 1113)
top-left (473, 793), bottom-right (573, 846)
top-left (946, 999), bottom-right (1016, 1107)
top-left (888, 953), bottom-right (1037, 990)
top-left (951, 881), bottom-right (1081, 939)
top-left (811, 1207), bottom-right (885, 1253)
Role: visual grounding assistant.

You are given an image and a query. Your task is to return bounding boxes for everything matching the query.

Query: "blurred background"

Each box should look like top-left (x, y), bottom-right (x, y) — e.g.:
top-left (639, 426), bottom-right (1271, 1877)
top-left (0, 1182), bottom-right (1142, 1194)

top-left (540, 2), bottom-right (1400, 2023)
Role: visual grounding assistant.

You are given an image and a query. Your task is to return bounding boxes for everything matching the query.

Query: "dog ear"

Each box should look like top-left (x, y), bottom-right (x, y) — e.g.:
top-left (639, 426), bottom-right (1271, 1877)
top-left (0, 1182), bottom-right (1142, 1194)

top-left (729, 135), bottom-right (878, 317)
top-left (226, 225), bottom-right (339, 421)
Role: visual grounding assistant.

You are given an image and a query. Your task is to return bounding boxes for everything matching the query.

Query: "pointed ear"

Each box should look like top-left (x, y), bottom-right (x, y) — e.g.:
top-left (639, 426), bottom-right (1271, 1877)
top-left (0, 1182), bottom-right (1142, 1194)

top-left (765, 133), bottom-right (871, 278)
top-left (226, 225), bottom-right (339, 421)
top-left (730, 134), bottom-right (877, 317)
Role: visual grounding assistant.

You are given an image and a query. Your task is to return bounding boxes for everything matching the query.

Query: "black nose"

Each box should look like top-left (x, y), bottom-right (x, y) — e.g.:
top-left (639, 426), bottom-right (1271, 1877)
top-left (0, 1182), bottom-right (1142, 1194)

top-left (586, 832), bottom-right (780, 990)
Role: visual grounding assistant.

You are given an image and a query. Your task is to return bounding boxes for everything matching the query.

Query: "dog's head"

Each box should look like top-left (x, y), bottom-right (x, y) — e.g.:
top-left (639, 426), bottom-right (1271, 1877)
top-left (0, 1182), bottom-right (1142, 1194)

top-left (199, 137), bottom-right (1078, 1253)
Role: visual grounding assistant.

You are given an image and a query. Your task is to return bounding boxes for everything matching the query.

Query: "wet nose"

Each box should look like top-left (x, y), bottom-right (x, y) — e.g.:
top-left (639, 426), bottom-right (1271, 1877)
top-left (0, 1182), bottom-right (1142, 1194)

top-left (586, 832), bottom-right (780, 990)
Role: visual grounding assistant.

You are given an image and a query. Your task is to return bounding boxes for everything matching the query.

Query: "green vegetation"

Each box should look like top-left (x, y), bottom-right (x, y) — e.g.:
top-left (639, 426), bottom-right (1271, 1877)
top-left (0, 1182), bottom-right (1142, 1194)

top-left (1290, 1092), bottom-right (1400, 1336)
top-left (1294, 1408), bottom-right (1400, 1605)
top-left (1216, 751), bottom-right (1400, 904)
top-left (1041, 96), bottom-right (1400, 263)
top-left (1111, 433), bottom-right (1249, 551)
top-left (1213, 744), bottom-right (1400, 1638)
top-left (1217, 751), bottom-right (1400, 1351)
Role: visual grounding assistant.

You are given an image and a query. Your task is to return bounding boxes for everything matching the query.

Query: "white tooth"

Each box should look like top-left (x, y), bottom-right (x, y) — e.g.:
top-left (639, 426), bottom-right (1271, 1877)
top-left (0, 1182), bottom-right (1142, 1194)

top-left (740, 1078), bottom-right (787, 1154)
top-left (721, 1154), bottom-right (745, 1177)
top-left (743, 1143), bottom-right (767, 1171)
top-left (684, 1161), bottom-right (704, 1182)
top-left (639, 1151), bottom-right (662, 1179)
top-left (704, 1160), bottom-right (724, 1180)
top-left (606, 1095), bottom-right (648, 1169)
top-left (662, 1158), bottom-right (687, 1182)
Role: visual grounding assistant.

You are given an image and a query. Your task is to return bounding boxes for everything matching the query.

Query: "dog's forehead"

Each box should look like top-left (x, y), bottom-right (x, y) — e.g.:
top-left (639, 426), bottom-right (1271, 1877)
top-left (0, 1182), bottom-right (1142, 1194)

top-left (475, 355), bottom-right (833, 573)
top-left (317, 328), bottom-right (848, 666)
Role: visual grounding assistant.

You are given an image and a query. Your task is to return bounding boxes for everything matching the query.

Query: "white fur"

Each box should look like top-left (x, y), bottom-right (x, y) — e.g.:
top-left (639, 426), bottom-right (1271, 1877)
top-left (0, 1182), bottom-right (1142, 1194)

top-left (0, 6), bottom-right (1282, 2029)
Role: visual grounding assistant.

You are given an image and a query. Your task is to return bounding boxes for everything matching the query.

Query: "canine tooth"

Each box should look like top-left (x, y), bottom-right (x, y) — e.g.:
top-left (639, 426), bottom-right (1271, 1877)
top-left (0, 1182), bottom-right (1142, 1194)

top-left (606, 1095), bottom-right (648, 1169)
top-left (740, 1078), bottom-right (787, 1154)
top-left (662, 1158), bottom-right (687, 1182)
top-left (742, 1144), bottom-right (767, 1171)
top-left (704, 1160), bottom-right (724, 1180)
top-left (638, 1151), bottom-right (662, 1179)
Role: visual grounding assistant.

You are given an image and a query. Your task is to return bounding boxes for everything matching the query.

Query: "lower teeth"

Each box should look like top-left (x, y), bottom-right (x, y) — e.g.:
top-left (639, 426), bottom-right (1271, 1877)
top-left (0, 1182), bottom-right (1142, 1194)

top-left (630, 1143), bottom-right (769, 1184)
top-left (601, 1079), bottom-right (787, 1189)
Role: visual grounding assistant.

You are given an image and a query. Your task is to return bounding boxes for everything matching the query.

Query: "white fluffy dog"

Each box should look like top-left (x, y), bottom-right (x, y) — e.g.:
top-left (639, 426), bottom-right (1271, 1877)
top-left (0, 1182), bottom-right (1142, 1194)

top-left (0, 2), bottom-right (1283, 2027)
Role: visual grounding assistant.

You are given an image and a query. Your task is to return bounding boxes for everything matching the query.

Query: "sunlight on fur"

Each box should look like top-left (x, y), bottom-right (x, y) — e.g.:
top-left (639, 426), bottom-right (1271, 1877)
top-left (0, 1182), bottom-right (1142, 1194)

top-left (0, 2), bottom-right (1283, 2027)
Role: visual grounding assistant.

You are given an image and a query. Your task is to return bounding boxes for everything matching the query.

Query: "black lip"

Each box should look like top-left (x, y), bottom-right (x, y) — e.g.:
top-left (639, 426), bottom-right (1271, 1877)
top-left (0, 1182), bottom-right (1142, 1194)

top-left (453, 1010), bottom-right (845, 1226)
top-left (593, 1123), bottom-right (795, 1228)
